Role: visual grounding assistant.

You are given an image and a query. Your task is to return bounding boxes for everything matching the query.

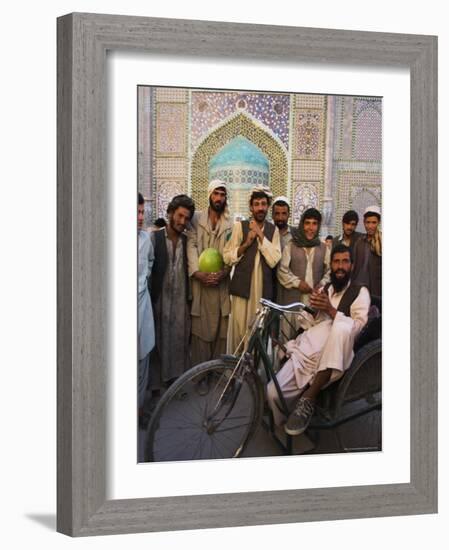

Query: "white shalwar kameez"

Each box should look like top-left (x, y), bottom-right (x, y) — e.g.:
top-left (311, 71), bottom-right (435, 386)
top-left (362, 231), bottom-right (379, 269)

top-left (267, 281), bottom-right (370, 426)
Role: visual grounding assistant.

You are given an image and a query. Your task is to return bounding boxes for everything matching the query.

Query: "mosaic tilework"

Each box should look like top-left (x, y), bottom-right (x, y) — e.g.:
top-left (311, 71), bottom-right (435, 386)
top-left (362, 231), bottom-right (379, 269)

top-left (157, 181), bottom-right (187, 217)
top-left (137, 87), bottom-right (152, 201)
top-left (295, 94), bottom-right (326, 110)
top-left (352, 99), bottom-right (382, 161)
top-left (335, 171), bottom-right (382, 233)
top-left (156, 158), bottom-right (187, 179)
top-left (156, 103), bottom-right (187, 156)
top-left (334, 97), bottom-right (382, 162)
top-left (190, 112), bottom-right (288, 214)
top-left (292, 160), bottom-right (323, 181)
top-left (333, 160), bottom-right (382, 172)
top-left (337, 97), bottom-right (355, 160)
top-left (191, 91), bottom-right (290, 149)
top-left (210, 168), bottom-right (269, 187)
top-left (138, 88), bottom-right (383, 230)
top-left (293, 109), bottom-right (325, 160)
top-left (291, 182), bottom-right (320, 226)
top-left (155, 88), bottom-right (188, 102)
top-left (328, 94), bottom-right (382, 233)
top-left (351, 187), bottom-right (382, 220)
top-left (143, 202), bottom-right (153, 228)
top-left (354, 97), bottom-right (382, 118)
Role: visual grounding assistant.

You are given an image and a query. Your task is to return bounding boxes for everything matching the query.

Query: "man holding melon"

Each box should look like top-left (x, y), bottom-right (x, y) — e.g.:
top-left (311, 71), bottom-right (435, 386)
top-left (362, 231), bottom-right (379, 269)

top-left (187, 180), bottom-right (233, 367)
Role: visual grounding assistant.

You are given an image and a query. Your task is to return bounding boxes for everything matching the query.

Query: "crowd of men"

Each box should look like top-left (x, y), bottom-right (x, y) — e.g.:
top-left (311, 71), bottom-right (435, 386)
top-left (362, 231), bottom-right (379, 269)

top-left (138, 180), bottom-right (382, 435)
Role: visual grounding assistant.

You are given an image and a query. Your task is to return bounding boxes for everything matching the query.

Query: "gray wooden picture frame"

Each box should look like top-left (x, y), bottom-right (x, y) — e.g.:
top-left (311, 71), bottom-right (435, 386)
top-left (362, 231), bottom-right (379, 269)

top-left (57, 12), bottom-right (437, 537)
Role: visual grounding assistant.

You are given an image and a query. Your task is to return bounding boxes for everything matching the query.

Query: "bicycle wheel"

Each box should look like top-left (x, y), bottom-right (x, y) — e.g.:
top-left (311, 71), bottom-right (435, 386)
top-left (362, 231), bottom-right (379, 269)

top-left (334, 339), bottom-right (382, 452)
top-left (144, 359), bottom-right (263, 462)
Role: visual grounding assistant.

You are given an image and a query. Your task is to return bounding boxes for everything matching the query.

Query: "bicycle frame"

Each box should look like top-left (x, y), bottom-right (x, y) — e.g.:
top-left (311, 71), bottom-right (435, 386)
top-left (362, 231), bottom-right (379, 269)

top-left (218, 300), bottom-right (310, 435)
top-left (245, 307), bottom-right (291, 418)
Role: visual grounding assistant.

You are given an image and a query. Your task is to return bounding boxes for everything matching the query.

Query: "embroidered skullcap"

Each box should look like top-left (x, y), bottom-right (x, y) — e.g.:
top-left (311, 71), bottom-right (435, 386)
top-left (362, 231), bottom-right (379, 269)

top-left (273, 195), bottom-right (290, 208)
top-left (364, 205), bottom-right (381, 218)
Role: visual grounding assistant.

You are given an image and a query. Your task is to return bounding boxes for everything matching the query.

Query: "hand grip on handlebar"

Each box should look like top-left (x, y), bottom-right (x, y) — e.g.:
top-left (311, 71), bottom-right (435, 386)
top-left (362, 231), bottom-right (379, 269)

top-left (303, 305), bottom-right (316, 316)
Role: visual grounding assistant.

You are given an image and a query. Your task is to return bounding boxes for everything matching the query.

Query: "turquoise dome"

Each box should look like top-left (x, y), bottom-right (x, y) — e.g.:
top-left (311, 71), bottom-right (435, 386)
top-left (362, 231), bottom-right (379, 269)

top-left (209, 136), bottom-right (269, 172)
top-left (207, 136), bottom-right (271, 220)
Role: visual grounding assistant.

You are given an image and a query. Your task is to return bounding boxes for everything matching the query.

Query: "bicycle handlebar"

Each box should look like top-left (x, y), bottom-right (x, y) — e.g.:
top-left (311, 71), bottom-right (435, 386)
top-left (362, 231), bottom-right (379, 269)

top-left (259, 298), bottom-right (316, 316)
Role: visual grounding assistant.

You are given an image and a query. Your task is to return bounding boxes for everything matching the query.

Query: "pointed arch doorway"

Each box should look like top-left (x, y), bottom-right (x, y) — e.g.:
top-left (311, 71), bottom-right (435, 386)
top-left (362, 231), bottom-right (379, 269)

top-left (190, 113), bottom-right (288, 218)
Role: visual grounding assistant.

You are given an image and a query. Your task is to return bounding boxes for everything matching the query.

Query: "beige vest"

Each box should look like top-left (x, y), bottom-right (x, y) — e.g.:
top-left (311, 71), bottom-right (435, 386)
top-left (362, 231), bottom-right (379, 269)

top-left (279, 242), bottom-right (327, 305)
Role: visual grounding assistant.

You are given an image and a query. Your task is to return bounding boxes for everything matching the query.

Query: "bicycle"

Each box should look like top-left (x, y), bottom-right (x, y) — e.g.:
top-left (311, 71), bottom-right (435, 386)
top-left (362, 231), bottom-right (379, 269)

top-left (144, 299), bottom-right (381, 462)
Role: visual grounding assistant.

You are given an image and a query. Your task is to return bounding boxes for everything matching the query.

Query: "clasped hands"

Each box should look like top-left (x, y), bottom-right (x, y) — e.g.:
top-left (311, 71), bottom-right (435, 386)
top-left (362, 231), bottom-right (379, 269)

top-left (245, 219), bottom-right (264, 246)
top-left (309, 287), bottom-right (337, 319)
top-left (194, 269), bottom-right (228, 287)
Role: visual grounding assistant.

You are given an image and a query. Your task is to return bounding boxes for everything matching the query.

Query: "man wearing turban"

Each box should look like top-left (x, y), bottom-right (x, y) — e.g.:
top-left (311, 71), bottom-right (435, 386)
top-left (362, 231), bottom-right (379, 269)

top-left (187, 180), bottom-right (233, 369)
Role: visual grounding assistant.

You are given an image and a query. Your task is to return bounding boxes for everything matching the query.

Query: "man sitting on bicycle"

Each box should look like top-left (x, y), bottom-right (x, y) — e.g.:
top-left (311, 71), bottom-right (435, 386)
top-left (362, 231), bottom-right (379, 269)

top-left (267, 244), bottom-right (371, 436)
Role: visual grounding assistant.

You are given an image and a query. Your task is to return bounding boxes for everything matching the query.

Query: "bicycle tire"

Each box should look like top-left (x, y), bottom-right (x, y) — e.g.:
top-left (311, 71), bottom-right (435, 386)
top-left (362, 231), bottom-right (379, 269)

top-left (144, 358), bottom-right (263, 462)
top-left (334, 339), bottom-right (382, 452)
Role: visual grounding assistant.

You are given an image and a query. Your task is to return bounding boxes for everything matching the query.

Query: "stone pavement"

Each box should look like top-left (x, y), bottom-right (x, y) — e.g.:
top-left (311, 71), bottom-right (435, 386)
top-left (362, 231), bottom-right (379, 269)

top-left (138, 413), bottom-right (341, 462)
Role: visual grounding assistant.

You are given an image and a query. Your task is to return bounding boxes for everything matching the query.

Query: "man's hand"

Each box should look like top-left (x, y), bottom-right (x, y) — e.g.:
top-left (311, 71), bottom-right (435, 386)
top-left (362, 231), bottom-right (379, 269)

top-left (238, 229), bottom-right (257, 257)
top-left (249, 219), bottom-right (264, 242)
top-left (298, 280), bottom-right (313, 294)
top-left (245, 229), bottom-right (258, 246)
top-left (310, 289), bottom-right (337, 319)
top-left (193, 271), bottom-right (216, 286)
top-left (206, 268), bottom-right (229, 286)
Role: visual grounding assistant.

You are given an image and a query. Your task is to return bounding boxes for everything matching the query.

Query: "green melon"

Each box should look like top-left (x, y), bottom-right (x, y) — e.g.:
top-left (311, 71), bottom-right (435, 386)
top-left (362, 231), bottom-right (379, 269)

top-left (198, 248), bottom-right (224, 273)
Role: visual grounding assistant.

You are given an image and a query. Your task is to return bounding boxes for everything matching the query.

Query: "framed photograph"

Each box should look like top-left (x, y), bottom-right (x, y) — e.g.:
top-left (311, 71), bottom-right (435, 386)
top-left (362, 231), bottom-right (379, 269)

top-left (57, 13), bottom-right (437, 536)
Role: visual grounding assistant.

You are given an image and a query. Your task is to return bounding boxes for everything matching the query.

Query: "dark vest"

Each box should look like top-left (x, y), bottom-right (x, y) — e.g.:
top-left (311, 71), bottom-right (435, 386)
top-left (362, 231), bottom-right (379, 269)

top-left (150, 229), bottom-right (189, 303)
top-left (352, 237), bottom-right (382, 298)
top-left (323, 282), bottom-right (365, 317)
top-left (331, 231), bottom-right (363, 253)
top-left (229, 220), bottom-right (276, 300)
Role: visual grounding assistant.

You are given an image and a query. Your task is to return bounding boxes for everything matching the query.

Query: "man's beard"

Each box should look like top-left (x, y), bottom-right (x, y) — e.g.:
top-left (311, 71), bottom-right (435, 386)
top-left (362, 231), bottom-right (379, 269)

top-left (169, 218), bottom-right (185, 235)
top-left (275, 221), bottom-right (287, 230)
top-left (209, 198), bottom-right (226, 213)
top-left (330, 269), bottom-right (351, 292)
top-left (254, 211), bottom-right (267, 222)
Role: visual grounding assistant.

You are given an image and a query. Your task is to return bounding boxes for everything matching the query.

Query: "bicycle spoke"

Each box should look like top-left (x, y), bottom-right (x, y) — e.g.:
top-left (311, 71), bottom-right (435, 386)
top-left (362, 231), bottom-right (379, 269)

top-left (148, 361), bottom-right (259, 462)
top-left (214, 427), bottom-right (243, 448)
top-left (192, 430), bottom-right (205, 460)
top-left (171, 392), bottom-right (205, 418)
top-left (213, 421), bottom-right (253, 434)
top-left (155, 438), bottom-right (191, 460)
top-left (156, 418), bottom-right (202, 430)
top-left (175, 433), bottom-right (205, 460)
top-left (153, 426), bottom-right (204, 445)
top-left (210, 433), bottom-right (229, 458)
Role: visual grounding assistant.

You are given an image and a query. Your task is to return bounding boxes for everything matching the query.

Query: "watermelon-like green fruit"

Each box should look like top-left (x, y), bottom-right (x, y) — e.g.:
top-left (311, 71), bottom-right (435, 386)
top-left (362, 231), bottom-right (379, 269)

top-left (198, 248), bottom-right (224, 273)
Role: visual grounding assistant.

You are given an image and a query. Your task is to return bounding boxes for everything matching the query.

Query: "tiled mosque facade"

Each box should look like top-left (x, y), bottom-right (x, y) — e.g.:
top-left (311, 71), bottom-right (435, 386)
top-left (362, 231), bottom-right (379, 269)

top-left (138, 87), bottom-right (382, 236)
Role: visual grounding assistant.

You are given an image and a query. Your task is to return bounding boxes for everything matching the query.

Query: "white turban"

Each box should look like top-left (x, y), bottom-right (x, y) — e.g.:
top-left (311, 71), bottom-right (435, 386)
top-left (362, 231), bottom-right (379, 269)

top-left (208, 179), bottom-right (230, 218)
top-left (249, 185), bottom-right (273, 205)
top-left (208, 179), bottom-right (227, 197)
top-left (273, 195), bottom-right (290, 208)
